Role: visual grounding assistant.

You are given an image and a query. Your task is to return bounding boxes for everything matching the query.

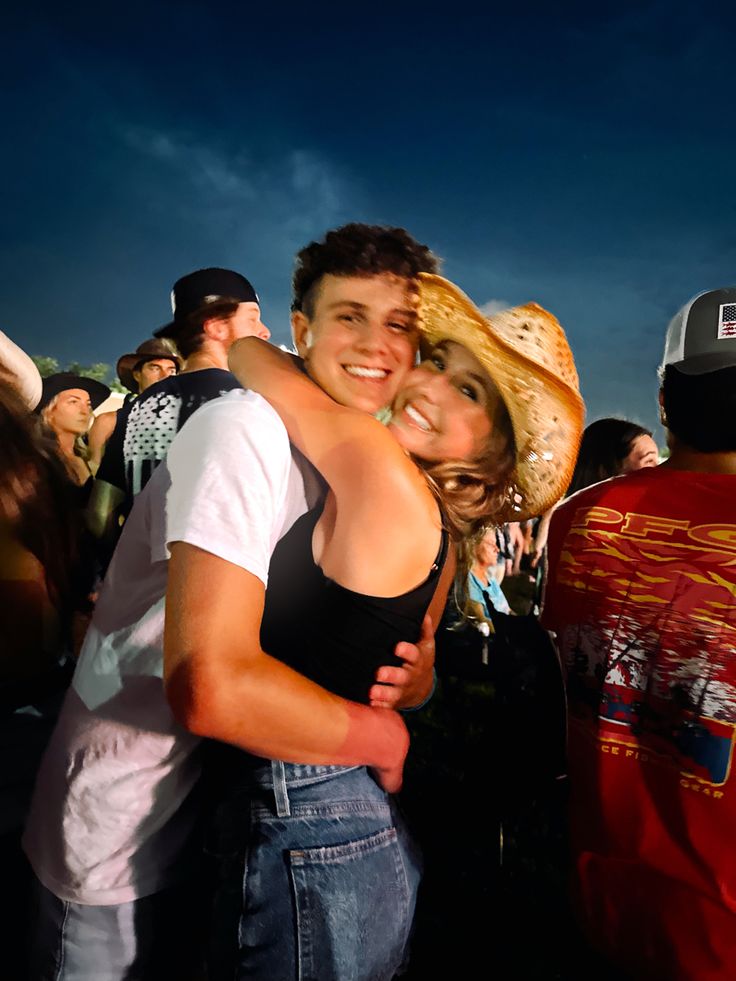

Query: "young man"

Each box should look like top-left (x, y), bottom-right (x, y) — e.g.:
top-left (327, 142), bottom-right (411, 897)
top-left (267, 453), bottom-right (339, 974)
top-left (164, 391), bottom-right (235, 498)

top-left (86, 338), bottom-right (180, 476)
top-left (543, 287), bottom-right (736, 980)
top-left (89, 267), bottom-right (269, 536)
top-left (24, 224), bottom-right (439, 980)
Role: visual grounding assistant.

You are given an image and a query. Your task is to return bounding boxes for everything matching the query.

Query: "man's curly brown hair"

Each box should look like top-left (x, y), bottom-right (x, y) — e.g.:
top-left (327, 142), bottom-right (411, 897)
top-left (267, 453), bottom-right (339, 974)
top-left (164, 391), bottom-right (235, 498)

top-left (292, 223), bottom-right (440, 317)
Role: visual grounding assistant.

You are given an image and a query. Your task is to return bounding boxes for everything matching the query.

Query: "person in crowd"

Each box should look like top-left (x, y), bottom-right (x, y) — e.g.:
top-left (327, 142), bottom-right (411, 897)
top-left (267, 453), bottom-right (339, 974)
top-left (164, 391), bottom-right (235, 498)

top-left (466, 526), bottom-right (513, 617)
top-left (212, 272), bottom-right (583, 979)
top-left (0, 388), bottom-right (91, 977)
top-left (86, 337), bottom-right (180, 475)
top-left (23, 225), bottom-right (441, 981)
top-left (116, 337), bottom-right (180, 396)
top-left (36, 372), bottom-right (110, 492)
top-left (542, 287), bottom-right (736, 980)
top-left (531, 417), bottom-right (658, 569)
top-left (566, 416), bottom-right (659, 496)
top-left (89, 268), bottom-right (269, 536)
top-left (0, 330), bottom-right (42, 409)
top-left (87, 338), bottom-right (180, 555)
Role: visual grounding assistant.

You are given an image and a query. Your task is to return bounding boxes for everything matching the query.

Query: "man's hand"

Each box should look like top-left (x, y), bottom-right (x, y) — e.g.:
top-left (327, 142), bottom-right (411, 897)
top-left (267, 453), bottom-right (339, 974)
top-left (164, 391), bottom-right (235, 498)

top-left (367, 707), bottom-right (410, 793)
top-left (369, 614), bottom-right (435, 710)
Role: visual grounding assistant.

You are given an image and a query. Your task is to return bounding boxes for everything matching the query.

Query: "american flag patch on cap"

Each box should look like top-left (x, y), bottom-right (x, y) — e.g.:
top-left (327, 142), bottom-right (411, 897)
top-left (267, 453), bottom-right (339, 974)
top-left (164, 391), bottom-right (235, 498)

top-left (718, 304), bottom-right (736, 339)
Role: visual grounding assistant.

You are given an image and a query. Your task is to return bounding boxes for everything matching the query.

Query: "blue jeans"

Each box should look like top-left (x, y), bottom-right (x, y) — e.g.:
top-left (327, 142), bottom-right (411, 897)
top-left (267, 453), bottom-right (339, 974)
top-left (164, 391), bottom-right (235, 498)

top-left (207, 761), bottom-right (421, 981)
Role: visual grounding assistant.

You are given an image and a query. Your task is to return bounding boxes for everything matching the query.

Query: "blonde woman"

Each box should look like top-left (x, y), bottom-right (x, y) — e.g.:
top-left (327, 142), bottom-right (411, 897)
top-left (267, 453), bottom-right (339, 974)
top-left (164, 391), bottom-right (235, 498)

top-left (216, 273), bottom-right (584, 980)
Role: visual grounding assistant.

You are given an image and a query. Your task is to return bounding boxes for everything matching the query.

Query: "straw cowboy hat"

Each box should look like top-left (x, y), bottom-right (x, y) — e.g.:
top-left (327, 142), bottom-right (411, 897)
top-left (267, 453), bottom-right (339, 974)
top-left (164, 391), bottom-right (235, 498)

top-left (416, 273), bottom-right (585, 521)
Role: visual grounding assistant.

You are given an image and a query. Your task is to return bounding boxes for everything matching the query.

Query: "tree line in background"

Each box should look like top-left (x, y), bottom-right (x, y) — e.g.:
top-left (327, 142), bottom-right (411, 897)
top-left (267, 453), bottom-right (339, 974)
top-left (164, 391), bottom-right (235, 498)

top-left (31, 356), bottom-right (126, 393)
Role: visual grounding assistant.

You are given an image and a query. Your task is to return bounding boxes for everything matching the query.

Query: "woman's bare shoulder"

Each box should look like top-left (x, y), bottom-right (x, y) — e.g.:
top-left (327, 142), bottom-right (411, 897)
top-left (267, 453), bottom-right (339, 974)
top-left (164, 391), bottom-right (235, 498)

top-left (323, 464), bottom-right (444, 597)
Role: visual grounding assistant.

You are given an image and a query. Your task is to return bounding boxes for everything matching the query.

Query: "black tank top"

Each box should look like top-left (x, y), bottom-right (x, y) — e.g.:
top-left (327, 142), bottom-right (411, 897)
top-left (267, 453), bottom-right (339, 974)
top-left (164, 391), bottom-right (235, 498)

top-left (260, 504), bottom-right (449, 704)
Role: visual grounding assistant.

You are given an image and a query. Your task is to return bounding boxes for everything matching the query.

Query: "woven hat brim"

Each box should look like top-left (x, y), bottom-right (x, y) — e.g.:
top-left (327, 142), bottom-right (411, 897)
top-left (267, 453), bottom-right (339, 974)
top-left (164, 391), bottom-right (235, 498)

top-left (417, 273), bottom-right (585, 521)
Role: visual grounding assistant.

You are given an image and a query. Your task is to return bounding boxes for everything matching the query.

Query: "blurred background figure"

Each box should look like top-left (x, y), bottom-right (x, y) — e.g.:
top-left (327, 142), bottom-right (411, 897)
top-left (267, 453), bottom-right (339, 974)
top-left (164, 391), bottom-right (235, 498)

top-left (0, 388), bottom-right (91, 976)
top-left (92, 268), bottom-right (267, 535)
top-left (531, 417), bottom-right (659, 572)
top-left (466, 527), bottom-right (512, 618)
top-left (0, 330), bottom-right (42, 410)
top-left (567, 417), bottom-right (658, 496)
top-left (36, 372), bottom-right (110, 492)
top-left (116, 337), bottom-right (179, 395)
top-left (87, 338), bottom-right (179, 474)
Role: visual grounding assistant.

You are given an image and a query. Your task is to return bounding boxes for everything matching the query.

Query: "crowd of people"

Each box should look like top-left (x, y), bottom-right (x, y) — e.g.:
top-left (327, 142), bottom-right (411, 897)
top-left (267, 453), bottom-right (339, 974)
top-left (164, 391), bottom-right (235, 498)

top-left (1, 222), bottom-right (735, 980)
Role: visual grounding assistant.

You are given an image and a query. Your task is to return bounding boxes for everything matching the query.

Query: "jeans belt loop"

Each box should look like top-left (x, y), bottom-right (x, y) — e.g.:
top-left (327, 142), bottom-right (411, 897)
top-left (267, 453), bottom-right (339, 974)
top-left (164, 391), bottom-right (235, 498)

top-left (271, 759), bottom-right (291, 817)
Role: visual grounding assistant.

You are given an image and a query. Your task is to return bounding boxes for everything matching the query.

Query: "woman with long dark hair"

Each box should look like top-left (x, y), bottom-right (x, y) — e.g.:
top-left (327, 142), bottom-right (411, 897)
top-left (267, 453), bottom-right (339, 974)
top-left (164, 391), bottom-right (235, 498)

top-left (567, 417), bottom-right (658, 496)
top-left (0, 387), bottom-right (90, 976)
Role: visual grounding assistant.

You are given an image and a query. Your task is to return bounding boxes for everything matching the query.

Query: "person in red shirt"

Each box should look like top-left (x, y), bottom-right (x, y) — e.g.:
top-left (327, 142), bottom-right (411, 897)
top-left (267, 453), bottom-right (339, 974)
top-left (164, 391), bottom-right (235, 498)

top-left (543, 286), bottom-right (736, 981)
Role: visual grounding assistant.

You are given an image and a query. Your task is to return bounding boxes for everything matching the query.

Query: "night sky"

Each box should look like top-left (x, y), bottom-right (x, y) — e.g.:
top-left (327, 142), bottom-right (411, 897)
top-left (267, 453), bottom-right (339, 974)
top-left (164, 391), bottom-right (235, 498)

top-left (3, 1), bottom-right (735, 436)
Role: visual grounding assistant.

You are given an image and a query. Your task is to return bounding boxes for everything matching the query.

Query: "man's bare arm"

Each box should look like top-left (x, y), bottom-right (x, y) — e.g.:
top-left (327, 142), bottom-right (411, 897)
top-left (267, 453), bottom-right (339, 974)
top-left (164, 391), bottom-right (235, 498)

top-left (163, 542), bottom-right (409, 792)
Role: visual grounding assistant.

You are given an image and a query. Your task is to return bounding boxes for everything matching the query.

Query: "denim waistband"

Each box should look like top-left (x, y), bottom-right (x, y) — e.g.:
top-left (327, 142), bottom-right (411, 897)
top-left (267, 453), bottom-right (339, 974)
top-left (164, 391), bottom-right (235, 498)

top-left (248, 761), bottom-right (361, 789)
top-left (253, 761), bottom-right (364, 818)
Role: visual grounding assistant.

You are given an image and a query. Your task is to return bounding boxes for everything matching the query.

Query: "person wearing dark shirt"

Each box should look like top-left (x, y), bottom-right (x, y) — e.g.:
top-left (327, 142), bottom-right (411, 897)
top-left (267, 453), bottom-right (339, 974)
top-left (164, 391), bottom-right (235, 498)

top-left (88, 268), bottom-right (269, 546)
top-left (87, 338), bottom-right (180, 476)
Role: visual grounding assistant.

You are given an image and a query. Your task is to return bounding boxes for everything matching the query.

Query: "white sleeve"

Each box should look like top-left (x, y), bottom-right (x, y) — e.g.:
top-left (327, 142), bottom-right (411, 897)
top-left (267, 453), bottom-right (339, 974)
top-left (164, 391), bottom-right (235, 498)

top-left (165, 392), bottom-right (292, 586)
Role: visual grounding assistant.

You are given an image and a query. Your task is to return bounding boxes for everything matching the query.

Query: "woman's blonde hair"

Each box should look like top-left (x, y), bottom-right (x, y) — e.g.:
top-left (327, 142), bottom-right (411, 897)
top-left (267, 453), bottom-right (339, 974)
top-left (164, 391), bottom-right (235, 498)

top-left (39, 395), bottom-right (90, 463)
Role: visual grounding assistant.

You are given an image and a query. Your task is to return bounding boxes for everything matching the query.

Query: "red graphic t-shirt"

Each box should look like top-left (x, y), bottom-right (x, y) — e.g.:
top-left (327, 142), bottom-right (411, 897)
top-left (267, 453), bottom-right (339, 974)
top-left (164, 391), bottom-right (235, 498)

top-left (543, 466), bottom-right (736, 981)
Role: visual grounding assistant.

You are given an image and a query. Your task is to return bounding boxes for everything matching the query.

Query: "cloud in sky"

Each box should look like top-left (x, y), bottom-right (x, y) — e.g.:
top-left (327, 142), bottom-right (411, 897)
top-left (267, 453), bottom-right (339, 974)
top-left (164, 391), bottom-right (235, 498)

top-left (478, 299), bottom-right (511, 316)
top-left (119, 125), bottom-right (349, 244)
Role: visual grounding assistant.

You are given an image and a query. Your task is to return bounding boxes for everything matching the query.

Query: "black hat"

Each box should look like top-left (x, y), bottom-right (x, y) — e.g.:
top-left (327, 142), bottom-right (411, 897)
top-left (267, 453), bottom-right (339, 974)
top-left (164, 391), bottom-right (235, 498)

top-left (116, 338), bottom-right (181, 393)
top-left (154, 267), bottom-right (259, 339)
top-left (36, 372), bottom-right (111, 414)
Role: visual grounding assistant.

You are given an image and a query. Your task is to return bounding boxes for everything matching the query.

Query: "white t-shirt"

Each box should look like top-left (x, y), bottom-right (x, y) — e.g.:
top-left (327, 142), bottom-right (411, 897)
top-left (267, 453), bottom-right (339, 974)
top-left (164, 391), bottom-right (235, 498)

top-left (23, 390), bottom-right (309, 905)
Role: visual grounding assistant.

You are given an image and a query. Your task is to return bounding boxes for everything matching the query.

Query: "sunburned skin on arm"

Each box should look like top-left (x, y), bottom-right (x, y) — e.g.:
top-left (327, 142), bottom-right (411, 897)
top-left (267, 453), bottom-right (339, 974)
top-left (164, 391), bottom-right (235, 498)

top-left (163, 542), bottom-right (409, 791)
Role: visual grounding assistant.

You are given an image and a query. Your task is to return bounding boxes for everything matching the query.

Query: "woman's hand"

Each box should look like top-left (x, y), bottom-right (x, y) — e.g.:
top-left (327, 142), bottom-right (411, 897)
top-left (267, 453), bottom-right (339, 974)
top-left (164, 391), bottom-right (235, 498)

top-left (369, 615), bottom-right (435, 710)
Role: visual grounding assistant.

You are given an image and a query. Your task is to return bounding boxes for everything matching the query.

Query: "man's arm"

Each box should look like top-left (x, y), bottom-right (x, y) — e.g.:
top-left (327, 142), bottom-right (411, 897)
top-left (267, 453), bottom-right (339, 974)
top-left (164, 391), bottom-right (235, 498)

top-left (87, 405), bottom-right (129, 541)
top-left (86, 479), bottom-right (125, 541)
top-left (87, 410), bottom-right (118, 475)
top-left (164, 541), bottom-right (409, 792)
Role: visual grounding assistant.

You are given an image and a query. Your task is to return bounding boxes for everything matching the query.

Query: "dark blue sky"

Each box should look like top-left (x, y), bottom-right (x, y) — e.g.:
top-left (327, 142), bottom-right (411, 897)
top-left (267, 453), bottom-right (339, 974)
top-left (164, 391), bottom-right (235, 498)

top-left (2, 1), bottom-right (735, 435)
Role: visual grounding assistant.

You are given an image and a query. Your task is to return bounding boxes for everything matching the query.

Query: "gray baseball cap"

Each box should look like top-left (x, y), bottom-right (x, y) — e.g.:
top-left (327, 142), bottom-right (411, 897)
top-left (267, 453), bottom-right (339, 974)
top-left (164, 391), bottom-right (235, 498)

top-left (663, 287), bottom-right (736, 375)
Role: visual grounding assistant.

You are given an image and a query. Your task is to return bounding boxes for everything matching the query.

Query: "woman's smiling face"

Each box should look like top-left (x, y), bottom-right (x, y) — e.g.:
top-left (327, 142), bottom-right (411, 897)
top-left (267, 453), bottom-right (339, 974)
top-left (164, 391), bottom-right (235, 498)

top-left (388, 340), bottom-right (501, 463)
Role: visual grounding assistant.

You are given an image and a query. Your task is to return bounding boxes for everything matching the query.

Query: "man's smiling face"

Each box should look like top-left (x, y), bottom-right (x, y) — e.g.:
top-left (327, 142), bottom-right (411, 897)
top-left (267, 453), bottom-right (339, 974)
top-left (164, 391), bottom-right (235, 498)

top-left (291, 272), bottom-right (418, 413)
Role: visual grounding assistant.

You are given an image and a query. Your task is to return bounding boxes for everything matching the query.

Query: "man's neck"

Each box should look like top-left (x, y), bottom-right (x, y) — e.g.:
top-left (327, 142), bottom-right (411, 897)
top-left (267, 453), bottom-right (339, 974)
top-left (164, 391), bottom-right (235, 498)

top-left (663, 440), bottom-right (736, 475)
top-left (181, 351), bottom-right (227, 374)
top-left (182, 344), bottom-right (228, 373)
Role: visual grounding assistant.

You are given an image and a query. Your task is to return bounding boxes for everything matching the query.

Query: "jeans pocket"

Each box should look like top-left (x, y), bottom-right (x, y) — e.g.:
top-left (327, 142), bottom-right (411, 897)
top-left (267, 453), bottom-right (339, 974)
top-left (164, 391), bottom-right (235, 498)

top-left (288, 825), bottom-right (413, 981)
